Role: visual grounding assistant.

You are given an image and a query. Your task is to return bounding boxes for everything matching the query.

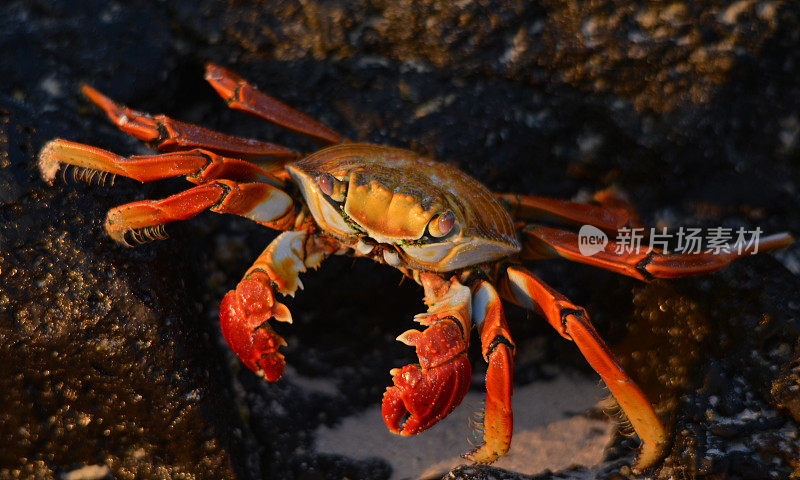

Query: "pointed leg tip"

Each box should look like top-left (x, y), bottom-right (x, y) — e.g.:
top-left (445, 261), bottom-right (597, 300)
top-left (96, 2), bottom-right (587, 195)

top-left (104, 221), bottom-right (129, 245)
top-left (80, 84), bottom-right (125, 116)
top-left (762, 232), bottom-right (794, 251)
top-left (204, 62), bottom-right (223, 79)
top-left (111, 234), bottom-right (131, 247)
top-left (37, 140), bottom-right (61, 184)
top-left (462, 445), bottom-right (503, 464)
top-left (631, 440), bottom-right (666, 472)
top-left (80, 83), bottom-right (106, 103)
top-left (204, 62), bottom-right (241, 89)
top-left (78, 82), bottom-right (93, 95)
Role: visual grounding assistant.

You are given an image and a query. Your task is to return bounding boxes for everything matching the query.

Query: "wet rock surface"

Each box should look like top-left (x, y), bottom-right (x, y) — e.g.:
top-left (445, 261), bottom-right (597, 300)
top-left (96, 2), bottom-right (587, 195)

top-left (1, 1), bottom-right (799, 479)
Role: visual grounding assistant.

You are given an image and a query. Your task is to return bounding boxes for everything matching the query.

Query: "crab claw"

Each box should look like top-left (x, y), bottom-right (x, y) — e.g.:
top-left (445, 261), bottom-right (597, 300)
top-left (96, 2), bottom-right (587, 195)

top-left (382, 318), bottom-right (471, 435)
top-left (219, 272), bottom-right (292, 382)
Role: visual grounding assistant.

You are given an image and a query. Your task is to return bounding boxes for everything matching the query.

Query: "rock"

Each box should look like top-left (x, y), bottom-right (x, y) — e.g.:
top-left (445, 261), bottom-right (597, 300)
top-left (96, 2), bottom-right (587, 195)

top-left (1, 0), bottom-right (799, 479)
top-left (618, 257), bottom-right (800, 479)
top-left (0, 96), bottom-right (258, 479)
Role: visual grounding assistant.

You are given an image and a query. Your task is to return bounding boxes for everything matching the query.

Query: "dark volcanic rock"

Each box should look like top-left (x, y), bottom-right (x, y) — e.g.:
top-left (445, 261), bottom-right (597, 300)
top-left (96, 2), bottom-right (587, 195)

top-left (0, 97), bottom-right (258, 478)
top-left (1, 0), bottom-right (799, 479)
top-left (201, 0), bottom-right (787, 112)
top-left (772, 340), bottom-right (800, 423)
top-left (619, 257), bottom-right (800, 479)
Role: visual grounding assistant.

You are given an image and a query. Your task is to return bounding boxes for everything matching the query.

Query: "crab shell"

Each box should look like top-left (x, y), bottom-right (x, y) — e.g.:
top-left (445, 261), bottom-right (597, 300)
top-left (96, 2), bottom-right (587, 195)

top-left (286, 143), bottom-right (521, 272)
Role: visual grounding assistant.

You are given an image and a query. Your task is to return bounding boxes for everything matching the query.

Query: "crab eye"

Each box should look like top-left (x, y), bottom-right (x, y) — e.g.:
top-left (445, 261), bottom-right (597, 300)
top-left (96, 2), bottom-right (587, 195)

top-left (317, 173), bottom-right (346, 202)
top-left (429, 210), bottom-right (455, 237)
top-left (318, 173), bottom-right (334, 196)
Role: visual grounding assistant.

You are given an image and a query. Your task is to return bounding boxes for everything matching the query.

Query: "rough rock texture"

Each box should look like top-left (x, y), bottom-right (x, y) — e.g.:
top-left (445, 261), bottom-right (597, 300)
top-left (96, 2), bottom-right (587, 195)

top-left (1, 0), bottom-right (799, 479)
top-left (0, 92), bottom-right (259, 479)
top-left (621, 258), bottom-right (800, 479)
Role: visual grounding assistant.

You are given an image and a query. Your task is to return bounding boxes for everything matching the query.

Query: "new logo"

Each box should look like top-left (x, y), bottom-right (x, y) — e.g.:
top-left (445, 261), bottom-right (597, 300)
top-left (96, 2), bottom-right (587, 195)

top-left (578, 225), bottom-right (608, 256)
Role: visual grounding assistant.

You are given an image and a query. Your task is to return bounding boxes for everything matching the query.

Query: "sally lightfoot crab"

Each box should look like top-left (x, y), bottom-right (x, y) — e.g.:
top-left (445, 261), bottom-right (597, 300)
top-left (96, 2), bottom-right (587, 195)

top-left (38, 64), bottom-right (793, 468)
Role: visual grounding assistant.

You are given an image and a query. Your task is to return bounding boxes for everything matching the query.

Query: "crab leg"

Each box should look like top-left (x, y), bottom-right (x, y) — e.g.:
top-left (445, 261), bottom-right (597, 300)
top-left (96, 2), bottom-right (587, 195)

top-left (204, 63), bottom-right (344, 144)
top-left (38, 139), bottom-right (284, 186)
top-left (382, 274), bottom-right (472, 437)
top-left (465, 280), bottom-right (515, 463)
top-left (522, 225), bottom-right (794, 280)
top-left (591, 187), bottom-right (643, 226)
top-left (104, 180), bottom-right (295, 244)
top-left (497, 193), bottom-right (637, 232)
top-left (220, 230), bottom-right (338, 381)
top-left (499, 265), bottom-right (666, 469)
top-left (81, 85), bottom-right (297, 158)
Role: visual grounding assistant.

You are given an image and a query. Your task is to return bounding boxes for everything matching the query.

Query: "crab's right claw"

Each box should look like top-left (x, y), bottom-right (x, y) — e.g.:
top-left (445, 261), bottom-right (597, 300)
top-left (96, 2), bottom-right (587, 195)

top-left (219, 272), bottom-right (292, 382)
top-left (381, 318), bottom-right (471, 435)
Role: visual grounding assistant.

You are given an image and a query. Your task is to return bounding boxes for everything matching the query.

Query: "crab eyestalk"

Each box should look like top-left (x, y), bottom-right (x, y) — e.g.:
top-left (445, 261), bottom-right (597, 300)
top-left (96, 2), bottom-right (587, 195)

top-left (219, 271), bottom-right (292, 381)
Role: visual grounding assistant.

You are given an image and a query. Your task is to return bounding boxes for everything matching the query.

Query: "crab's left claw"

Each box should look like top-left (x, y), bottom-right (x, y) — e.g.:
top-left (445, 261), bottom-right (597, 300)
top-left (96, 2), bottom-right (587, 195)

top-left (219, 271), bottom-right (292, 382)
top-left (382, 319), bottom-right (471, 434)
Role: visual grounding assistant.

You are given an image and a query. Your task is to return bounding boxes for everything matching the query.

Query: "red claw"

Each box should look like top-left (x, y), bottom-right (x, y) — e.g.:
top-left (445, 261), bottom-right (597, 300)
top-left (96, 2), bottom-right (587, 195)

top-left (382, 318), bottom-right (471, 435)
top-left (219, 273), bottom-right (292, 382)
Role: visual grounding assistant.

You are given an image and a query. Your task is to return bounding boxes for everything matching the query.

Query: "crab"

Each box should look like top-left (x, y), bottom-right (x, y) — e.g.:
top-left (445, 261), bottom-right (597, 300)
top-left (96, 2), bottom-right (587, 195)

top-left (37, 63), bottom-right (793, 468)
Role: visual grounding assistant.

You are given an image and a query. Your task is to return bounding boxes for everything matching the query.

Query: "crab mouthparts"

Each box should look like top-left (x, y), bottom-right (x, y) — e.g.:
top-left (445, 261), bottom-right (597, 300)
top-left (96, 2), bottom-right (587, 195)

top-left (350, 238), bottom-right (404, 267)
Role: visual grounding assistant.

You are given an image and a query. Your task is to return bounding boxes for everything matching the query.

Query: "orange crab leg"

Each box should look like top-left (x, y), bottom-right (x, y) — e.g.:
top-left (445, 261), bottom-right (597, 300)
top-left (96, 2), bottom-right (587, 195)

top-left (81, 85), bottom-right (297, 158)
top-left (591, 187), bottom-right (643, 226)
top-left (37, 139), bottom-right (283, 185)
top-left (500, 265), bottom-right (666, 469)
top-left (104, 180), bottom-right (294, 244)
top-left (497, 193), bottom-right (636, 232)
top-left (205, 63), bottom-right (344, 144)
top-left (522, 225), bottom-right (794, 280)
top-left (465, 280), bottom-right (514, 463)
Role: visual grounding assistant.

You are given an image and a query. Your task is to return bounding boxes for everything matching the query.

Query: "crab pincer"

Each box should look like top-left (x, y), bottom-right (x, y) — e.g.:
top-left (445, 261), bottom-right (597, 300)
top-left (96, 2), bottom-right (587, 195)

top-left (382, 317), bottom-right (471, 434)
top-left (382, 275), bottom-right (473, 436)
top-left (219, 271), bottom-right (292, 382)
